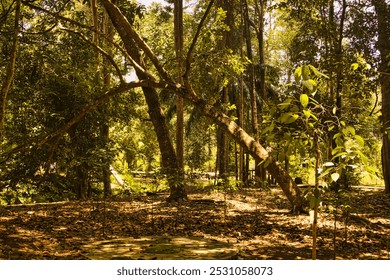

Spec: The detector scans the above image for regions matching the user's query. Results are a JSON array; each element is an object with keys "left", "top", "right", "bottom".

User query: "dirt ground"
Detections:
[{"left": 0, "top": 186, "right": 389, "bottom": 260}]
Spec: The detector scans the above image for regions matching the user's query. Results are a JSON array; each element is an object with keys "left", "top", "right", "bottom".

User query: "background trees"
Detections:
[{"left": 0, "top": 0, "right": 387, "bottom": 207}]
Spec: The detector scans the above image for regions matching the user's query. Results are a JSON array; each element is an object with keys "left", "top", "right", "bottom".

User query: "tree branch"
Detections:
[
  {"left": 184, "top": 0, "right": 215, "bottom": 79},
  {"left": 101, "top": 0, "right": 174, "bottom": 84},
  {"left": 0, "top": 80, "right": 161, "bottom": 162}
]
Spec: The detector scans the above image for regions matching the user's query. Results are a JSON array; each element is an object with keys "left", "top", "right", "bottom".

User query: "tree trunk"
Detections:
[
  {"left": 238, "top": 2, "right": 245, "bottom": 183},
  {"left": 214, "top": 0, "right": 234, "bottom": 182},
  {"left": 101, "top": 0, "right": 113, "bottom": 199},
  {"left": 0, "top": 0, "right": 20, "bottom": 141},
  {"left": 101, "top": 122, "right": 112, "bottom": 198},
  {"left": 102, "top": 0, "right": 186, "bottom": 201},
  {"left": 335, "top": 0, "right": 346, "bottom": 117},
  {"left": 216, "top": 88, "right": 229, "bottom": 181},
  {"left": 174, "top": 0, "right": 185, "bottom": 176},
  {"left": 75, "top": 163, "right": 89, "bottom": 200},
  {"left": 181, "top": 84, "right": 304, "bottom": 212},
  {"left": 245, "top": 0, "right": 264, "bottom": 186},
  {"left": 372, "top": 0, "right": 390, "bottom": 194}
]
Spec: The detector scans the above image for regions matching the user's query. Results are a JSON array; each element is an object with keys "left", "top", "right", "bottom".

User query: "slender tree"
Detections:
[
  {"left": 101, "top": 0, "right": 116, "bottom": 198},
  {"left": 237, "top": 0, "right": 245, "bottom": 184},
  {"left": 174, "top": 0, "right": 185, "bottom": 176}
]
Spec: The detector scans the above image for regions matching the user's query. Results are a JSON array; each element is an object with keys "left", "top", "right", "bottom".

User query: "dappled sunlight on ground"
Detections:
[{"left": 0, "top": 187, "right": 389, "bottom": 259}]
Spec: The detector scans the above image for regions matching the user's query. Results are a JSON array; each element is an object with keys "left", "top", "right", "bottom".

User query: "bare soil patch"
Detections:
[{"left": 0, "top": 187, "right": 389, "bottom": 259}]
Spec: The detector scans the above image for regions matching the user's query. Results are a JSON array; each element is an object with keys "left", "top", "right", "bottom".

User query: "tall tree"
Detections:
[
  {"left": 237, "top": 1, "right": 245, "bottom": 184},
  {"left": 372, "top": 0, "right": 390, "bottom": 194},
  {"left": 243, "top": 0, "right": 259, "bottom": 184},
  {"left": 217, "top": 0, "right": 236, "bottom": 183},
  {"left": 174, "top": 0, "right": 185, "bottom": 176},
  {"left": 101, "top": 0, "right": 116, "bottom": 198}
]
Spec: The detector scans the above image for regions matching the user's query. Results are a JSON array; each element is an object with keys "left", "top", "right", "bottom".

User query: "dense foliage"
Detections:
[{"left": 0, "top": 0, "right": 388, "bottom": 206}]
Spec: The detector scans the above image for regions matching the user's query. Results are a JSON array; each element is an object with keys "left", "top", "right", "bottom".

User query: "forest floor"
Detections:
[{"left": 0, "top": 185, "right": 389, "bottom": 260}]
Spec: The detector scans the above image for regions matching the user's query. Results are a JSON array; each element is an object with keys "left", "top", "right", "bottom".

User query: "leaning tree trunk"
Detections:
[
  {"left": 142, "top": 86, "right": 187, "bottom": 201},
  {"left": 102, "top": 0, "right": 186, "bottom": 201},
  {"left": 373, "top": 0, "right": 390, "bottom": 194},
  {"left": 181, "top": 84, "right": 304, "bottom": 212}
]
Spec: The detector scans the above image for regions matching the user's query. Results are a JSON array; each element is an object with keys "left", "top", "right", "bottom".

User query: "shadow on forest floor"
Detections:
[{"left": 0, "top": 186, "right": 389, "bottom": 259}]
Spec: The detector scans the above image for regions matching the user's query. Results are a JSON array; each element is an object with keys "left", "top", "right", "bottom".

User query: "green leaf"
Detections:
[
  {"left": 331, "top": 172, "right": 340, "bottom": 182},
  {"left": 302, "top": 79, "right": 317, "bottom": 92},
  {"left": 309, "top": 111, "right": 318, "bottom": 121},
  {"left": 347, "top": 126, "right": 356, "bottom": 136},
  {"left": 331, "top": 152, "right": 348, "bottom": 160},
  {"left": 331, "top": 146, "right": 344, "bottom": 155},
  {"left": 333, "top": 132, "right": 342, "bottom": 140},
  {"left": 303, "top": 109, "right": 311, "bottom": 119},
  {"left": 309, "top": 65, "right": 329, "bottom": 78},
  {"left": 280, "top": 113, "right": 299, "bottom": 124},
  {"left": 277, "top": 98, "right": 292, "bottom": 110},
  {"left": 302, "top": 65, "right": 310, "bottom": 80},
  {"left": 355, "top": 135, "right": 365, "bottom": 147},
  {"left": 356, "top": 150, "right": 369, "bottom": 165},
  {"left": 314, "top": 188, "right": 321, "bottom": 198},
  {"left": 300, "top": 94, "right": 309, "bottom": 108},
  {"left": 294, "top": 67, "right": 302, "bottom": 82}
]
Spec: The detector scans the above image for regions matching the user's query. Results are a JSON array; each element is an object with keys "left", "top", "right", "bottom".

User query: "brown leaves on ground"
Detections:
[{"left": 0, "top": 187, "right": 389, "bottom": 259}]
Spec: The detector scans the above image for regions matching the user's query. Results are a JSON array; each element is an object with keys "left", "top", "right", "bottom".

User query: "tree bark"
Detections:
[
  {"left": 102, "top": 0, "right": 186, "bottom": 201},
  {"left": 215, "top": 0, "right": 234, "bottom": 182},
  {"left": 174, "top": 0, "right": 185, "bottom": 174},
  {"left": 237, "top": 1, "right": 245, "bottom": 184},
  {"left": 372, "top": 0, "right": 390, "bottom": 194},
  {"left": 0, "top": 0, "right": 20, "bottom": 141},
  {"left": 90, "top": 0, "right": 99, "bottom": 50}
]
